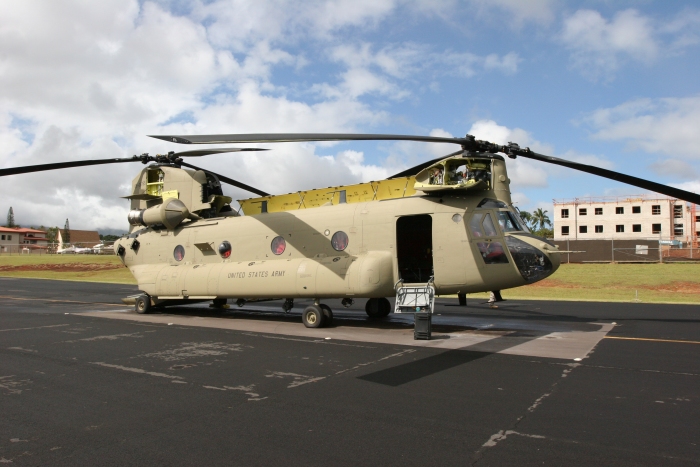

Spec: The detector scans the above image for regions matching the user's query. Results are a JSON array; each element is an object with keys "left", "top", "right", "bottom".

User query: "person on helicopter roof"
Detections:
[{"left": 430, "top": 167, "right": 444, "bottom": 185}]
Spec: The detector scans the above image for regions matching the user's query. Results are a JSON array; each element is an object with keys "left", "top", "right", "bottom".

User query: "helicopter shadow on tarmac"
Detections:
[{"left": 357, "top": 332, "right": 547, "bottom": 387}]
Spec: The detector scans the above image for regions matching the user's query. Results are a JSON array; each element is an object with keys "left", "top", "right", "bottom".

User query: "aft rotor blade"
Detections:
[
  {"left": 150, "top": 133, "right": 467, "bottom": 145},
  {"left": 178, "top": 161, "right": 270, "bottom": 197},
  {"left": 505, "top": 147, "right": 700, "bottom": 205},
  {"left": 0, "top": 157, "right": 140, "bottom": 177},
  {"left": 175, "top": 148, "right": 269, "bottom": 157}
]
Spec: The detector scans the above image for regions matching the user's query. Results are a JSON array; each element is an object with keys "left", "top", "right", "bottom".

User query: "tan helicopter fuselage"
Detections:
[{"left": 114, "top": 154, "right": 560, "bottom": 302}]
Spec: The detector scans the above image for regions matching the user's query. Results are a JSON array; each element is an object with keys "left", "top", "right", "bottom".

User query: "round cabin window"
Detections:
[
  {"left": 219, "top": 241, "right": 232, "bottom": 259},
  {"left": 271, "top": 236, "right": 286, "bottom": 255},
  {"left": 173, "top": 245, "right": 185, "bottom": 261},
  {"left": 331, "top": 231, "right": 349, "bottom": 251}
]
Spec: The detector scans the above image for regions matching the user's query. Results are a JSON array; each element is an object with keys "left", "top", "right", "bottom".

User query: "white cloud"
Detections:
[
  {"left": 671, "top": 180, "right": 700, "bottom": 194},
  {"left": 316, "top": 43, "right": 521, "bottom": 101},
  {"left": 583, "top": 96, "right": 700, "bottom": 158},
  {"left": 560, "top": 8, "right": 700, "bottom": 81},
  {"left": 483, "top": 52, "right": 521, "bottom": 75},
  {"left": 649, "top": 159, "right": 698, "bottom": 180},
  {"left": 466, "top": 0, "right": 556, "bottom": 27},
  {"left": 561, "top": 9, "right": 657, "bottom": 81}
]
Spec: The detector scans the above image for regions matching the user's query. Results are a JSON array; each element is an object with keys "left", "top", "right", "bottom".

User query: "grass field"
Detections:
[
  {"left": 1, "top": 254, "right": 699, "bottom": 303},
  {"left": 469, "top": 263, "right": 700, "bottom": 304}
]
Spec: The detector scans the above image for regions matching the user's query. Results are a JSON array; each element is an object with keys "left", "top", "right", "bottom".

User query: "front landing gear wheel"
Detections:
[
  {"left": 320, "top": 304, "right": 333, "bottom": 326},
  {"left": 135, "top": 294, "right": 151, "bottom": 314},
  {"left": 302, "top": 305, "right": 324, "bottom": 328},
  {"left": 365, "top": 298, "right": 391, "bottom": 319}
]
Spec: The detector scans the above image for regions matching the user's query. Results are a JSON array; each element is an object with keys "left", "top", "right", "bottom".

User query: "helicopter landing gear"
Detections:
[
  {"left": 210, "top": 298, "right": 229, "bottom": 309},
  {"left": 302, "top": 305, "right": 324, "bottom": 328},
  {"left": 302, "top": 300, "right": 333, "bottom": 328},
  {"left": 282, "top": 298, "right": 294, "bottom": 313},
  {"left": 341, "top": 298, "right": 354, "bottom": 308},
  {"left": 365, "top": 298, "right": 391, "bottom": 319},
  {"left": 135, "top": 294, "right": 151, "bottom": 314},
  {"left": 319, "top": 304, "right": 333, "bottom": 326}
]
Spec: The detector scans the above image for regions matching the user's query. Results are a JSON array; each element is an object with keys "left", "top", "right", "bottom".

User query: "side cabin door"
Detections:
[{"left": 396, "top": 214, "right": 433, "bottom": 284}]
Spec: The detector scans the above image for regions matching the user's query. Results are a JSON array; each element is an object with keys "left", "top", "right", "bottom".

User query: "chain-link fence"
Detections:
[{"left": 553, "top": 239, "right": 700, "bottom": 263}]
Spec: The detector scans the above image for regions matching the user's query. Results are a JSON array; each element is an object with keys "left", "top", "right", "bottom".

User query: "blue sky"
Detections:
[{"left": 1, "top": 0, "right": 699, "bottom": 231}]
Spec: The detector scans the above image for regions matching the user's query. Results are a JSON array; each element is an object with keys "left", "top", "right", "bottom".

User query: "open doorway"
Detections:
[{"left": 396, "top": 214, "right": 433, "bottom": 283}]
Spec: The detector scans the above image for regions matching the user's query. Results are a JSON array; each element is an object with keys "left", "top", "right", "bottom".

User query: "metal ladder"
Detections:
[{"left": 395, "top": 277, "right": 435, "bottom": 340}]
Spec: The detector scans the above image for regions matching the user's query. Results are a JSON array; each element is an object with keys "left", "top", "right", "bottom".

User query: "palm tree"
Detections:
[{"left": 531, "top": 208, "right": 551, "bottom": 231}]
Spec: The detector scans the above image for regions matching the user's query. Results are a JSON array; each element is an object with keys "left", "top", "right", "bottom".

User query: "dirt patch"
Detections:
[
  {"left": 528, "top": 279, "right": 584, "bottom": 289},
  {"left": 645, "top": 281, "right": 700, "bottom": 294},
  {"left": 0, "top": 263, "right": 123, "bottom": 272}
]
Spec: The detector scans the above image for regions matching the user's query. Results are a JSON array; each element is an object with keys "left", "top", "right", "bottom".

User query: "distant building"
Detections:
[
  {"left": 0, "top": 227, "right": 50, "bottom": 253},
  {"left": 57, "top": 229, "right": 101, "bottom": 250},
  {"left": 553, "top": 196, "right": 699, "bottom": 244}
]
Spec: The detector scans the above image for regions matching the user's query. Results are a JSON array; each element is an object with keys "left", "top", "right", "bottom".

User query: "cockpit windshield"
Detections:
[{"left": 497, "top": 210, "right": 522, "bottom": 233}]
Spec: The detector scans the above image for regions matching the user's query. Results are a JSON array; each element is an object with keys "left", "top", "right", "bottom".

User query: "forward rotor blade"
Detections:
[
  {"left": 175, "top": 148, "right": 268, "bottom": 157},
  {"left": 513, "top": 150, "right": 700, "bottom": 205},
  {"left": 150, "top": 133, "right": 467, "bottom": 145},
  {"left": 0, "top": 157, "right": 140, "bottom": 177},
  {"left": 178, "top": 161, "right": 270, "bottom": 197},
  {"left": 154, "top": 132, "right": 700, "bottom": 204}
]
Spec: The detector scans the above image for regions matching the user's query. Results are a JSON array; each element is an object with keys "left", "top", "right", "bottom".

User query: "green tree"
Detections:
[
  {"left": 64, "top": 219, "right": 70, "bottom": 244},
  {"left": 6, "top": 207, "right": 15, "bottom": 228},
  {"left": 531, "top": 208, "right": 551, "bottom": 231},
  {"left": 46, "top": 227, "right": 59, "bottom": 244}
]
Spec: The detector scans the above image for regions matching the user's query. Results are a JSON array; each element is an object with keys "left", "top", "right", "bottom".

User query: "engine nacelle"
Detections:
[{"left": 128, "top": 198, "right": 191, "bottom": 230}]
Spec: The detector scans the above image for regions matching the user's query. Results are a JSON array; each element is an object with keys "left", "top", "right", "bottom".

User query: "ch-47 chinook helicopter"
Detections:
[{"left": 2, "top": 133, "right": 699, "bottom": 329}]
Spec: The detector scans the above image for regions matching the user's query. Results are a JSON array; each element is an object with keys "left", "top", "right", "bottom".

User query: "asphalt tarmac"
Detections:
[{"left": 1, "top": 277, "right": 698, "bottom": 466}]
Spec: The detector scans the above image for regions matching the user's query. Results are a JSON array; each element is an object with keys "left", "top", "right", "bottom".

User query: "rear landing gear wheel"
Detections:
[
  {"left": 302, "top": 305, "right": 324, "bottom": 328},
  {"left": 135, "top": 294, "right": 151, "bottom": 314},
  {"left": 365, "top": 298, "right": 391, "bottom": 319},
  {"left": 320, "top": 304, "right": 333, "bottom": 327},
  {"left": 210, "top": 298, "right": 228, "bottom": 312}
]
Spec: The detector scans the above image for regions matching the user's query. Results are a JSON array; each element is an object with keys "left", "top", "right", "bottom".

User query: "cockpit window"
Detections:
[
  {"left": 469, "top": 213, "right": 483, "bottom": 236},
  {"left": 469, "top": 212, "right": 498, "bottom": 237},
  {"left": 483, "top": 213, "right": 498, "bottom": 236},
  {"left": 497, "top": 211, "right": 521, "bottom": 233},
  {"left": 515, "top": 215, "right": 530, "bottom": 233},
  {"left": 477, "top": 198, "right": 508, "bottom": 208},
  {"left": 476, "top": 241, "right": 509, "bottom": 264}
]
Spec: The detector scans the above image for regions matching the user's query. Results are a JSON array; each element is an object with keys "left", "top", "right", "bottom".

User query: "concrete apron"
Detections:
[{"left": 82, "top": 306, "right": 612, "bottom": 361}]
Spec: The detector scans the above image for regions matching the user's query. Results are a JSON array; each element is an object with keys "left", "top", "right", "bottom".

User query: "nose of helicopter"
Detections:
[{"left": 504, "top": 234, "right": 560, "bottom": 284}]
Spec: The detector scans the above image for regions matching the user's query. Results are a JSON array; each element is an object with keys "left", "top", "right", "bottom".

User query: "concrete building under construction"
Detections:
[{"left": 553, "top": 195, "right": 699, "bottom": 246}]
